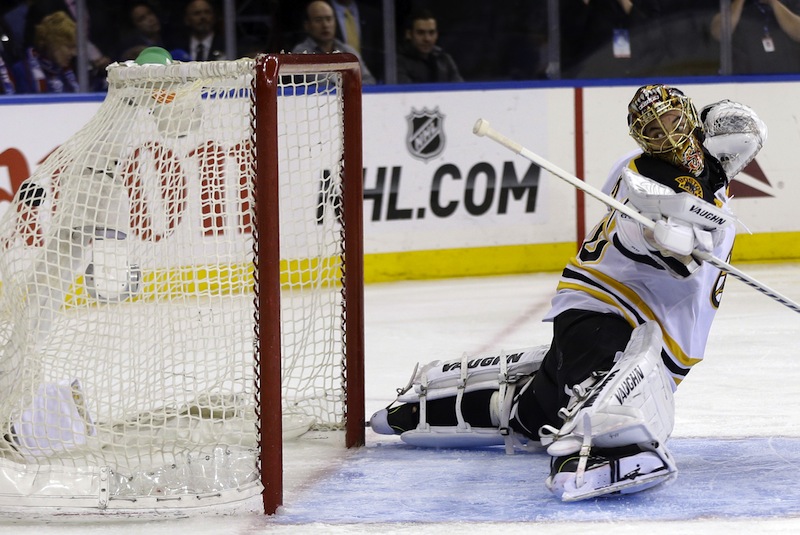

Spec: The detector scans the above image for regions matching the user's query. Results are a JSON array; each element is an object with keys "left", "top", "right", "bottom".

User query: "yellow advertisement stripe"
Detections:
[{"left": 63, "top": 257, "right": 344, "bottom": 308}]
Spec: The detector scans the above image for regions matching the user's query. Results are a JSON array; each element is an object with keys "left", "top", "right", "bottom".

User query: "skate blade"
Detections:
[{"left": 560, "top": 469, "right": 676, "bottom": 502}]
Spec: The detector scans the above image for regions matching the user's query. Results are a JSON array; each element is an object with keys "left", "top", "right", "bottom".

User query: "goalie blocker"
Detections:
[{"left": 619, "top": 166, "right": 735, "bottom": 264}]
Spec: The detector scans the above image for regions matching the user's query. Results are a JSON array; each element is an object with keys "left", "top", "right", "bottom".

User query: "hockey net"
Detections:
[{"left": 0, "top": 54, "right": 364, "bottom": 513}]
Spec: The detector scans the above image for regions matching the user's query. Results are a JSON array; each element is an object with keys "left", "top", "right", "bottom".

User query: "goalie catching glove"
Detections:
[{"left": 701, "top": 99, "right": 767, "bottom": 178}]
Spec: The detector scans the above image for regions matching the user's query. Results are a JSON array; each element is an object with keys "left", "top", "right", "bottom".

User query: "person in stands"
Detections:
[{"left": 396, "top": 7, "right": 462, "bottom": 83}]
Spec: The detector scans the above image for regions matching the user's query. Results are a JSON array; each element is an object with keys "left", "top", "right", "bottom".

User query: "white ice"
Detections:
[{"left": 3, "top": 263, "right": 800, "bottom": 534}]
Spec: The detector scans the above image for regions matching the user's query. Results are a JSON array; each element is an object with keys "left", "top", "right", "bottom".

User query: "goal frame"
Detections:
[{"left": 254, "top": 53, "right": 365, "bottom": 515}]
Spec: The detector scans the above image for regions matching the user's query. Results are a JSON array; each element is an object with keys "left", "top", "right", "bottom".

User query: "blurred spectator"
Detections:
[
  {"left": 24, "top": 0, "right": 112, "bottom": 76},
  {"left": 394, "top": 0, "right": 547, "bottom": 81},
  {"left": 1, "top": 18, "right": 17, "bottom": 94},
  {"left": 331, "top": 0, "right": 363, "bottom": 53},
  {"left": 234, "top": 0, "right": 280, "bottom": 56},
  {"left": 396, "top": 7, "right": 462, "bottom": 83},
  {"left": 3, "top": 0, "right": 31, "bottom": 65},
  {"left": 11, "top": 11, "right": 83, "bottom": 93},
  {"left": 711, "top": 0, "right": 800, "bottom": 74},
  {"left": 117, "top": 1, "right": 166, "bottom": 62},
  {"left": 560, "top": 0, "right": 665, "bottom": 78},
  {"left": 502, "top": 0, "right": 549, "bottom": 80},
  {"left": 237, "top": 36, "right": 268, "bottom": 59},
  {"left": 167, "top": 0, "right": 226, "bottom": 61},
  {"left": 654, "top": 1, "right": 719, "bottom": 76},
  {"left": 291, "top": 0, "right": 376, "bottom": 84},
  {"left": 330, "top": 0, "right": 383, "bottom": 80},
  {"left": 0, "top": 55, "right": 14, "bottom": 95},
  {"left": 276, "top": 2, "right": 310, "bottom": 52}
]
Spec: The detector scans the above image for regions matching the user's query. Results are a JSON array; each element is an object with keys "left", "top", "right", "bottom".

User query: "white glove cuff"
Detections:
[{"left": 653, "top": 218, "right": 695, "bottom": 257}]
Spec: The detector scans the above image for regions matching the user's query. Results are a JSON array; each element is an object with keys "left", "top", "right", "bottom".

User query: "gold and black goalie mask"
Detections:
[{"left": 627, "top": 84, "right": 705, "bottom": 176}]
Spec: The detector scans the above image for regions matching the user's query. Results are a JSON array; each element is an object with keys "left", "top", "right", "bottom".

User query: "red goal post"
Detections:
[{"left": 254, "top": 53, "right": 365, "bottom": 514}]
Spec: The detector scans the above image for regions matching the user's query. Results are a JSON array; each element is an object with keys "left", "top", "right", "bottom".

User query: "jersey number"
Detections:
[{"left": 578, "top": 216, "right": 612, "bottom": 264}]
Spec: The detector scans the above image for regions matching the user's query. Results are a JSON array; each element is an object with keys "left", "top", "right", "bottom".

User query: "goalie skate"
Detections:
[{"left": 546, "top": 445, "right": 676, "bottom": 502}]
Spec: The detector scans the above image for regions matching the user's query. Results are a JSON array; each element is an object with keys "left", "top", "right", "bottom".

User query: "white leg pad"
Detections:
[
  {"left": 401, "top": 424, "right": 508, "bottom": 449},
  {"left": 542, "top": 321, "right": 678, "bottom": 500},
  {"left": 543, "top": 321, "right": 675, "bottom": 456},
  {"left": 398, "top": 346, "right": 547, "bottom": 403},
  {"left": 396, "top": 346, "right": 547, "bottom": 453}
]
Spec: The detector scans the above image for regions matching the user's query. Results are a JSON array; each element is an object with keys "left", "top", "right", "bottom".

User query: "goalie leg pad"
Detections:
[
  {"left": 397, "top": 386, "right": 540, "bottom": 452},
  {"left": 540, "top": 321, "right": 678, "bottom": 500},
  {"left": 369, "top": 346, "right": 548, "bottom": 452},
  {"left": 395, "top": 346, "right": 547, "bottom": 404},
  {"left": 543, "top": 321, "right": 676, "bottom": 455}
]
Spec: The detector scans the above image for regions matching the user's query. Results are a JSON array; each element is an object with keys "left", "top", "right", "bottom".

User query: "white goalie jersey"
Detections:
[
  {"left": 543, "top": 99, "right": 764, "bottom": 386},
  {"left": 544, "top": 163, "right": 735, "bottom": 386}
]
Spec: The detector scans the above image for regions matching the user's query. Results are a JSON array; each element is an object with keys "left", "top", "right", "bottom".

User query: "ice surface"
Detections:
[{"left": 3, "top": 263, "right": 800, "bottom": 534}]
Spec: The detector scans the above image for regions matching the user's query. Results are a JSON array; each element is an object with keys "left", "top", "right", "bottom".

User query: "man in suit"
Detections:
[
  {"left": 292, "top": 0, "right": 376, "bottom": 84},
  {"left": 171, "top": 0, "right": 226, "bottom": 61},
  {"left": 329, "top": 0, "right": 383, "bottom": 81}
]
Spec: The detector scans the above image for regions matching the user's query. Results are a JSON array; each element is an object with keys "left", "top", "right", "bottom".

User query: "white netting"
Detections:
[{"left": 0, "top": 58, "right": 350, "bottom": 509}]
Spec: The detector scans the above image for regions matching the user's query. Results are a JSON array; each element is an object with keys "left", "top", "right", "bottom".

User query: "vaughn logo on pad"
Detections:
[{"left": 406, "top": 107, "right": 446, "bottom": 161}]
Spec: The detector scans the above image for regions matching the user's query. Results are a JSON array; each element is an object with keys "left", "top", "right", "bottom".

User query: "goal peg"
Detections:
[{"left": 135, "top": 46, "right": 173, "bottom": 66}]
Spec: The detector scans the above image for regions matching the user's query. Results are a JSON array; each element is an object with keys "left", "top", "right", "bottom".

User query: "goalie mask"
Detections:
[{"left": 628, "top": 85, "right": 705, "bottom": 177}]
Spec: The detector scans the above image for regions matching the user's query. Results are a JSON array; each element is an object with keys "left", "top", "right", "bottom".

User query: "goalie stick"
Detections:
[{"left": 473, "top": 118, "right": 800, "bottom": 315}]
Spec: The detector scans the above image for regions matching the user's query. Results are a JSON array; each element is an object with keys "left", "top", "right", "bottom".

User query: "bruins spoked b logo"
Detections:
[{"left": 406, "top": 107, "right": 445, "bottom": 161}]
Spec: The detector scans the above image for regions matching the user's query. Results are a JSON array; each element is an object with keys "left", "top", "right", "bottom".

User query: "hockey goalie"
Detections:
[{"left": 370, "top": 85, "right": 767, "bottom": 502}]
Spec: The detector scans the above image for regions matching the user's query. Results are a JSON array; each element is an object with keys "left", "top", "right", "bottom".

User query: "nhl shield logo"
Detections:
[{"left": 406, "top": 108, "right": 445, "bottom": 161}]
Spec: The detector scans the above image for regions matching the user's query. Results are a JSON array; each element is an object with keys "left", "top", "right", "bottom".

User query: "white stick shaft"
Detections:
[{"left": 473, "top": 119, "right": 800, "bottom": 315}]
